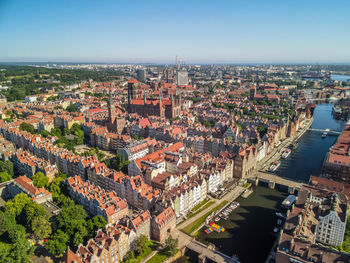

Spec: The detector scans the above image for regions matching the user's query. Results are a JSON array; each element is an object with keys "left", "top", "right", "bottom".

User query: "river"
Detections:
[
  {"left": 195, "top": 103, "right": 345, "bottom": 263},
  {"left": 276, "top": 103, "right": 345, "bottom": 183}
]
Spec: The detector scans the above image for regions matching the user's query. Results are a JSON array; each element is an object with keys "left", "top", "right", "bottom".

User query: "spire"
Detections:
[
  {"left": 159, "top": 88, "right": 162, "bottom": 103},
  {"left": 144, "top": 89, "right": 146, "bottom": 104}
]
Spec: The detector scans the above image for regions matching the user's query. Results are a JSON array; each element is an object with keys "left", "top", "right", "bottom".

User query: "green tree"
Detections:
[
  {"left": 8, "top": 224, "right": 26, "bottom": 243},
  {"left": 0, "top": 211, "right": 16, "bottom": 235},
  {"left": 57, "top": 204, "right": 87, "bottom": 236},
  {"left": 72, "top": 224, "right": 88, "bottom": 247},
  {"left": 5, "top": 193, "right": 31, "bottom": 217},
  {"left": 87, "top": 215, "right": 107, "bottom": 236},
  {"left": 0, "top": 160, "right": 14, "bottom": 177},
  {"left": 32, "top": 172, "right": 49, "bottom": 188},
  {"left": 66, "top": 103, "right": 78, "bottom": 112},
  {"left": 50, "top": 126, "right": 62, "bottom": 137},
  {"left": 31, "top": 216, "right": 52, "bottom": 239},
  {"left": 163, "top": 236, "right": 178, "bottom": 257},
  {"left": 45, "top": 230, "right": 69, "bottom": 256},
  {"left": 134, "top": 235, "right": 149, "bottom": 255},
  {"left": 40, "top": 129, "right": 50, "bottom": 138},
  {"left": 0, "top": 172, "right": 11, "bottom": 183},
  {"left": 19, "top": 122, "right": 36, "bottom": 134},
  {"left": 9, "top": 236, "right": 35, "bottom": 263},
  {"left": 24, "top": 202, "right": 47, "bottom": 227}
]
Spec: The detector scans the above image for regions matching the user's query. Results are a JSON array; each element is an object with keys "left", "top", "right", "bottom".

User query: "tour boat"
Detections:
[
  {"left": 268, "top": 160, "right": 281, "bottom": 172},
  {"left": 281, "top": 149, "right": 291, "bottom": 159}
]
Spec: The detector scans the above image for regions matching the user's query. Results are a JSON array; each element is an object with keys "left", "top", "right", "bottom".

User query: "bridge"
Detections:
[
  {"left": 248, "top": 171, "right": 302, "bottom": 194},
  {"left": 308, "top": 128, "right": 341, "bottom": 135}
]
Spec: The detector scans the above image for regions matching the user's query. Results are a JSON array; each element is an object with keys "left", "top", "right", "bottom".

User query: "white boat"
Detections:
[
  {"left": 281, "top": 149, "right": 291, "bottom": 159},
  {"left": 274, "top": 227, "right": 279, "bottom": 233},
  {"left": 277, "top": 219, "right": 282, "bottom": 225},
  {"left": 276, "top": 212, "right": 285, "bottom": 218},
  {"left": 268, "top": 160, "right": 281, "bottom": 172}
]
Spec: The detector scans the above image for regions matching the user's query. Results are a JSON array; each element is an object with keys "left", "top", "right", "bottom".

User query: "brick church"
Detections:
[{"left": 127, "top": 78, "right": 182, "bottom": 119}]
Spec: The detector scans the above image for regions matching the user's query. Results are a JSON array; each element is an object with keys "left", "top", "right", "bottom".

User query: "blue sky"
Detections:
[{"left": 0, "top": 0, "right": 349, "bottom": 63}]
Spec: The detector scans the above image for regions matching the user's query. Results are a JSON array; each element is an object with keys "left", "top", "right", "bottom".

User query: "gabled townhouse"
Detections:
[{"left": 151, "top": 207, "right": 176, "bottom": 243}]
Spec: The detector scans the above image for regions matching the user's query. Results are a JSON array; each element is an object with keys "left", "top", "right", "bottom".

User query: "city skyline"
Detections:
[{"left": 1, "top": 0, "right": 350, "bottom": 63}]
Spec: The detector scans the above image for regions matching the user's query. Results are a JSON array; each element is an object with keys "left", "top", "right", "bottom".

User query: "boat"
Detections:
[
  {"left": 276, "top": 212, "right": 286, "bottom": 218},
  {"left": 209, "top": 222, "right": 225, "bottom": 232},
  {"left": 282, "top": 195, "right": 297, "bottom": 208},
  {"left": 273, "top": 227, "right": 279, "bottom": 233},
  {"left": 281, "top": 148, "right": 291, "bottom": 159},
  {"left": 205, "top": 228, "right": 213, "bottom": 234},
  {"left": 277, "top": 219, "right": 282, "bottom": 225},
  {"left": 268, "top": 160, "right": 281, "bottom": 172}
]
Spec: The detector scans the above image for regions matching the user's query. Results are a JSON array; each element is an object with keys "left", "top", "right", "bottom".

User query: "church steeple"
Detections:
[
  {"left": 159, "top": 88, "right": 163, "bottom": 119},
  {"left": 107, "top": 83, "right": 116, "bottom": 131}
]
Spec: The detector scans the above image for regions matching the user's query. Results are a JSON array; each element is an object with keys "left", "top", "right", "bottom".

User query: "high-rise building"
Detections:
[
  {"left": 136, "top": 69, "right": 146, "bottom": 82},
  {"left": 176, "top": 68, "right": 189, "bottom": 86}
]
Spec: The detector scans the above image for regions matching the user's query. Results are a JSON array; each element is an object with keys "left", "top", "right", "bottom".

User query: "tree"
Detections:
[
  {"left": 72, "top": 224, "right": 88, "bottom": 247},
  {"left": 32, "top": 172, "right": 49, "bottom": 188},
  {"left": 163, "top": 236, "right": 178, "bottom": 257},
  {"left": 66, "top": 103, "right": 78, "bottom": 112},
  {"left": 57, "top": 204, "right": 87, "bottom": 236},
  {"left": 9, "top": 236, "right": 35, "bottom": 263},
  {"left": 40, "top": 129, "right": 50, "bottom": 138},
  {"left": 0, "top": 160, "right": 14, "bottom": 177},
  {"left": 257, "top": 125, "right": 268, "bottom": 138},
  {"left": 45, "top": 230, "right": 69, "bottom": 256},
  {"left": 0, "top": 172, "right": 11, "bottom": 183},
  {"left": 19, "top": 122, "right": 36, "bottom": 134},
  {"left": 8, "top": 224, "right": 26, "bottom": 243},
  {"left": 134, "top": 235, "right": 149, "bottom": 255},
  {"left": 87, "top": 215, "right": 107, "bottom": 236},
  {"left": 0, "top": 211, "right": 16, "bottom": 235},
  {"left": 5, "top": 193, "right": 31, "bottom": 217},
  {"left": 31, "top": 216, "right": 52, "bottom": 239},
  {"left": 50, "top": 126, "right": 62, "bottom": 137},
  {"left": 24, "top": 202, "right": 47, "bottom": 227}
]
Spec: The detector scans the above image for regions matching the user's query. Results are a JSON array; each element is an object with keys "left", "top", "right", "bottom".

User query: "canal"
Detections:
[{"left": 195, "top": 103, "right": 346, "bottom": 263}]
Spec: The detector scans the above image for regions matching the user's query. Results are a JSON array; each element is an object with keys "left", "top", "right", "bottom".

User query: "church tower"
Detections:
[
  {"left": 159, "top": 88, "right": 164, "bottom": 119},
  {"left": 107, "top": 84, "right": 116, "bottom": 132}
]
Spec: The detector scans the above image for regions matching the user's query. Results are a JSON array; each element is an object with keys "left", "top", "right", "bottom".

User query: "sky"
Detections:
[{"left": 0, "top": 0, "right": 349, "bottom": 64}]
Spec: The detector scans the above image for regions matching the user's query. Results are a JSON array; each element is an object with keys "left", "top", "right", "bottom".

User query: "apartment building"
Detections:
[{"left": 66, "top": 176, "right": 129, "bottom": 224}]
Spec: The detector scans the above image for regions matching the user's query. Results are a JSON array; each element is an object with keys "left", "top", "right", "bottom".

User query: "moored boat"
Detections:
[
  {"left": 281, "top": 148, "right": 291, "bottom": 159},
  {"left": 268, "top": 160, "right": 281, "bottom": 172}
]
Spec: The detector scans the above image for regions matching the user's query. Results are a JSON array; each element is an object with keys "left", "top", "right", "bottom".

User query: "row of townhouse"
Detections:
[
  {"left": 86, "top": 162, "right": 160, "bottom": 211},
  {"left": 90, "top": 126, "right": 132, "bottom": 151},
  {"left": 66, "top": 176, "right": 129, "bottom": 224},
  {"left": 11, "top": 148, "right": 58, "bottom": 181},
  {"left": 156, "top": 176, "right": 207, "bottom": 217},
  {"left": 63, "top": 207, "right": 176, "bottom": 263},
  {"left": 0, "top": 122, "right": 105, "bottom": 181}
]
